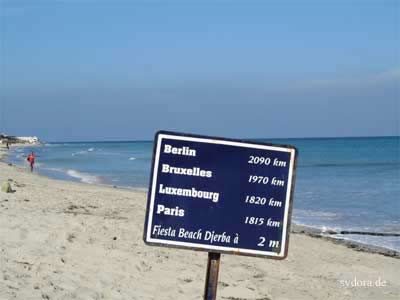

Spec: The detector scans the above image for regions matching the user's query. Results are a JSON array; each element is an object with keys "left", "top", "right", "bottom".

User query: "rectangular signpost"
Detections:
[{"left": 144, "top": 131, "right": 298, "bottom": 299}]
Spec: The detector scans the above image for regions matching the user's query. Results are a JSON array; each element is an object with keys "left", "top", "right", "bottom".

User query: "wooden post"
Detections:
[{"left": 204, "top": 252, "right": 221, "bottom": 300}]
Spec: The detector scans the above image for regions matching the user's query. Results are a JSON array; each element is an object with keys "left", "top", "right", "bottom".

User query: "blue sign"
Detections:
[{"left": 144, "top": 131, "right": 298, "bottom": 259}]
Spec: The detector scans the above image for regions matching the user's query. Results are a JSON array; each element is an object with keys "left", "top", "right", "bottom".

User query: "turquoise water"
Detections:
[{"left": 8, "top": 136, "right": 400, "bottom": 251}]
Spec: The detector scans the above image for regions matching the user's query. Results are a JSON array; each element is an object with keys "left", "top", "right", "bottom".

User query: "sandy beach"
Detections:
[{"left": 0, "top": 146, "right": 399, "bottom": 300}]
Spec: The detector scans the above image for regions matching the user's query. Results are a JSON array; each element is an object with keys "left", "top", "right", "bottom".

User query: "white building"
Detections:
[{"left": 17, "top": 136, "right": 40, "bottom": 144}]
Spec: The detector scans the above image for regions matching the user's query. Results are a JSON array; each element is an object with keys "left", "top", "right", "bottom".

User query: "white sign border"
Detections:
[{"left": 145, "top": 132, "right": 297, "bottom": 258}]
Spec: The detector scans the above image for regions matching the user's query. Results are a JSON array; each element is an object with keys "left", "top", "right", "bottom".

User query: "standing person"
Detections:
[
  {"left": 27, "top": 152, "right": 35, "bottom": 172},
  {"left": 6, "top": 142, "right": 9, "bottom": 150}
]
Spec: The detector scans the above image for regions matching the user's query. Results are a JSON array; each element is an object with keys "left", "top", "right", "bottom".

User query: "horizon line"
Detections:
[{"left": 47, "top": 134, "right": 400, "bottom": 144}]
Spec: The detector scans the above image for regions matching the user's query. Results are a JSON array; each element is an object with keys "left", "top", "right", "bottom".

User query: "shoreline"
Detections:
[
  {"left": 1, "top": 145, "right": 399, "bottom": 258},
  {"left": 0, "top": 145, "right": 146, "bottom": 192},
  {"left": 1, "top": 145, "right": 399, "bottom": 299},
  {"left": 291, "top": 224, "right": 399, "bottom": 258}
]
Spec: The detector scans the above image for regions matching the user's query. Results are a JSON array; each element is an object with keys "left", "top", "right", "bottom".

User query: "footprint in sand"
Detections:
[{"left": 135, "top": 260, "right": 152, "bottom": 272}]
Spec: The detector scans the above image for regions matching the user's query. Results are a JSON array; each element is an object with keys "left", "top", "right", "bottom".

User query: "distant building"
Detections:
[{"left": 16, "top": 136, "right": 40, "bottom": 144}]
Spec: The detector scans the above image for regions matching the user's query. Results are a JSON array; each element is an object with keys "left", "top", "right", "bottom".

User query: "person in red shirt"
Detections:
[{"left": 27, "top": 152, "right": 35, "bottom": 172}]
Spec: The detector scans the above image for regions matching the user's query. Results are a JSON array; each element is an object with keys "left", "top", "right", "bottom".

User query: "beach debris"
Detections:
[
  {"left": 41, "top": 293, "right": 50, "bottom": 300},
  {"left": 325, "top": 229, "right": 400, "bottom": 237},
  {"left": 1, "top": 181, "right": 13, "bottom": 193},
  {"left": 67, "top": 204, "right": 79, "bottom": 210},
  {"left": 67, "top": 233, "right": 76, "bottom": 243},
  {"left": 64, "top": 204, "right": 90, "bottom": 215},
  {"left": 113, "top": 236, "right": 117, "bottom": 240},
  {"left": 24, "top": 199, "right": 30, "bottom": 202},
  {"left": 252, "top": 273, "right": 264, "bottom": 279},
  {"left": 14, "top": 260, "right": 33, "bottom": 270}
]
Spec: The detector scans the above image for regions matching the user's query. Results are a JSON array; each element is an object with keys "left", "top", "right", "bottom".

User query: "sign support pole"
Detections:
[{"left": 204, "top": 252, "right": 221, "bottom": 300}]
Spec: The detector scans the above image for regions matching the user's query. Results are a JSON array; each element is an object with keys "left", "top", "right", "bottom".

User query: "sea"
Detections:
[{"left": 6, "top": 136, "right": 400, "bottom": 252}]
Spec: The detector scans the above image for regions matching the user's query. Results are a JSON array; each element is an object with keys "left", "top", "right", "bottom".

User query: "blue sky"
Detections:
[{"left": 1, "top": 0, "right": 399, "bottom": 141}]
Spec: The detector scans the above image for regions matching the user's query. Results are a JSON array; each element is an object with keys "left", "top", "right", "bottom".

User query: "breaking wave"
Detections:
[{"left": 66, "top": 170, "right": 101, "bottom": 184}]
